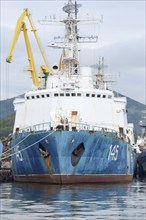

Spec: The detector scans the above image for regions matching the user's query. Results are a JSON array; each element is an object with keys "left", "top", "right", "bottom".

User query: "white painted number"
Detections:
[
  {"left": 108, "top": 145, "right": 119, "bottom": 161},
  {"left": 15, "top": 145, "right": 23, "bottom": 161}
]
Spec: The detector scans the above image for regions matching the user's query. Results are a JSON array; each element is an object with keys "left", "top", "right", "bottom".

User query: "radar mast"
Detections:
[{"left": 61, "top": 0, "right": 81, "bottom": 76}]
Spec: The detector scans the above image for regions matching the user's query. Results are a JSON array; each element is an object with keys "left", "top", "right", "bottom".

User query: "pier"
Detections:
[{"left": 0, "top": 135, "right": 13, "bottom": 183}]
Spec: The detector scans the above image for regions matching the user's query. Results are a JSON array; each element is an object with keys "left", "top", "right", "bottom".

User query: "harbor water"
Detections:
[{"left": 0, "top": 180, "right": 146, "bottom": 220}]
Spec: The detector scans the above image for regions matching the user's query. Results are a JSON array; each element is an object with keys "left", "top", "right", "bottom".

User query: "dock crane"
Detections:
[{"left": 6, "top": 8, "right": 53, "bottom": 87}]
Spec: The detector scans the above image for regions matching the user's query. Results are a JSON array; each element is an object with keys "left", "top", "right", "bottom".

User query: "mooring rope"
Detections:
[
  {"left": 1, "top": 133, "right": 32, "bottom": 156},
  {"left": 0, "top": 130, "right": 55, "bottom": 161}
]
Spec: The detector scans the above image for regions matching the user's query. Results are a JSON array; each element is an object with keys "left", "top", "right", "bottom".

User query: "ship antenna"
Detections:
[
  {"left": 75, "top": 1, "right": 78, "bottom": 39},
  {"left": 96, "top": 57, "right": 105, "bottom": 90},
  {"left": 63, "top": 0, "right": 75, "bottom": 15}
]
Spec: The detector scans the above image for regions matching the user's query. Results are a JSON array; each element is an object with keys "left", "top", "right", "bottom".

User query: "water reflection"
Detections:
[{"left": 0, "top": 180, "right": 146, "bottom": 220}]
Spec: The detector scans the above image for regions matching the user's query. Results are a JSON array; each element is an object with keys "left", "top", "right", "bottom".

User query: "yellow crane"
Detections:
[{"left": 6, "top": 8, "right": 53, "bottom": 87}]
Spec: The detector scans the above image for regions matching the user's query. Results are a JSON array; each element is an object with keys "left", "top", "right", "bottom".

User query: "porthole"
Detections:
[
  {"left": 86, "top": 94, "right": 90, "bottom": 97},
  {"left": 31, "top": 96, "right": 35, "bottom": 99},
  {"left": 66, "top": 93, "right": 70, "bottom": 96},
  {"left": 97, "top": 94, "right": 101, "bottom": 98},
  {"left": 60, "top": 93, "right": 64, "bottom": 96},
  {"left": 71, "top": 93, "right": 76, "bottom": 96},
  {"left": 36, "top": 95, "right": 40, "bottom": 99},
  {"left": 54, "top": 93, "right": 58, "bottom": 97},
  {"left": 103, "top": 95, "right": 106, "bottom": 98},
  {"left": 41, "top": 94, "right": 45, "bottom": 98},
  {"left": 92, "top": 94, "right": 95, "bottom": 97}
]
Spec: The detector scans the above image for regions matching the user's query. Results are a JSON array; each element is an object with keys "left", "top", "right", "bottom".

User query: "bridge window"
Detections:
[
  {"left": 66, "top": 93, "right": 70, "bottom": 96},
  {"left": 92, "top": 94, "right": 95, "bottom": 97},
  {"left": 77, "top": 93, "right": 81, "bottom": 96},
  {"left": 31, "top": 96, "right": 35, "bottom": 99},
  {"left": 103, "top": 95, "right": 106, "bottom": 98},
  {"left": 54, "top": 93, "right": 58, "bottom": 97},
  {"left": 71, "top": 93, "right": 76, "bottom": 96},
  {"left": 60, "top": 93, "right": 64, "bottom": 96},
  {"left": 86, "top": 94, "right": 90, "bottom": 97}
]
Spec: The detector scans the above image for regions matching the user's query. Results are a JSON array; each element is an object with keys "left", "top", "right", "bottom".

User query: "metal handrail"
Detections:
[{"left": 18, "top": 121, "right": 118, "bottom": 134}]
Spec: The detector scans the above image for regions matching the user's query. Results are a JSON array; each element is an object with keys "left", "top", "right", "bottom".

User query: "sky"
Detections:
[{"left": 0, "top": 0, "right": 145, "bottom": 104}]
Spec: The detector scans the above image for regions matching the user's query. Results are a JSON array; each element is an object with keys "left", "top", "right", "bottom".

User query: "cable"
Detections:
[
  {"left": 1, "top": 133, "right": 32, "bottom": 156},
  {"left": 0, "top": 130, "right": 55, "bottom": 161}
]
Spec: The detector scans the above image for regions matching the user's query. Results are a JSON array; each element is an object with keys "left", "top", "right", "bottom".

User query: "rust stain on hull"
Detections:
[{"left": 14, "top": 174, "right": 133, "bottom": 184}]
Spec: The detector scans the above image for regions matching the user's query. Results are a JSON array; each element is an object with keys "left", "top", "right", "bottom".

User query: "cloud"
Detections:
[{"left": 0, "top": 0, "right": 145, "bottom": 104}]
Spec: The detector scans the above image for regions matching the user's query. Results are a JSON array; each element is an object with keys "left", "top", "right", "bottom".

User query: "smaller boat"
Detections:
[
  {"left": 133, "top": 136, "right": 146, "bottom": 179},
  {"left": 133, "top": 111, "right": 146, "bottom": 179},
  {"left": 136, "top": 150, "right": 146, "bottom": 178}
]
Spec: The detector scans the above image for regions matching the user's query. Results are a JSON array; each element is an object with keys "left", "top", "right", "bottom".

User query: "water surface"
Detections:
[{"left": 0, "top": 180, "right": 146, "bottom": 220}]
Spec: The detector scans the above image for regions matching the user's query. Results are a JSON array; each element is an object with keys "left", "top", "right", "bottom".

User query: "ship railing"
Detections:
[
  {"left": 32, "top": 122, "right": 52, "bottom": 131},
  {"left": 18, "top": 122, "right": 52, "bottom": 133},
  {"left": 15, "top": 122, "right": 131, "bottom": 143},
  {"left": 17, "top": 121, "right": 117, "bottom": 134},
  {"left": 55, "top": 122, "right": 117, "bottom": 133},
  {"left": 67, "top": 122, "right": 118, "bottom": 134}
]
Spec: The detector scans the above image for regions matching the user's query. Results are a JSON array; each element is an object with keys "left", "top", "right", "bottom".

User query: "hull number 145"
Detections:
[{"left": 108, "top": 145, "right": 119, "bottom": 161}]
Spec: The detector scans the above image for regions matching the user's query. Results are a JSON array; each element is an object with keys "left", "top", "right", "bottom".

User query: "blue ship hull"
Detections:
[{"left": 11, "top": 130, "right": 134, "bottom": 184}]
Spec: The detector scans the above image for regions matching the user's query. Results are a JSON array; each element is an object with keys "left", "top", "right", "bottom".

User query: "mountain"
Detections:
[
  {"left": 0, "top": 97, "right": 16, "bottom": 138},
  {"left": 114, "top": 91, "right": 146, "bottom": 135},
  {"left": 0, "top": 97, "right": 15, "bottom": 119},
  {"left": 0, "top": 93, "right": 145, "bottom": 138},
  {"left": 0, "top": 113, "right": 15, "bottom": 138}
]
